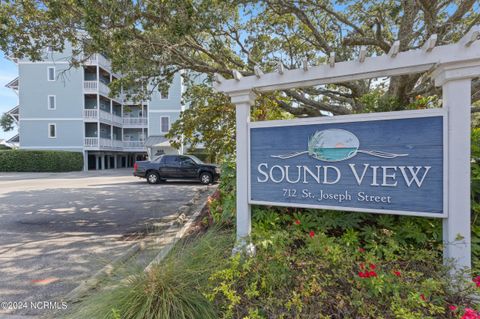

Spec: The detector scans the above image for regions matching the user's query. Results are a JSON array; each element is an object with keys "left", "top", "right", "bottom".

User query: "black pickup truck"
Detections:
[{"left": 133, "top": 154, "right": 220, "bottom": 184}]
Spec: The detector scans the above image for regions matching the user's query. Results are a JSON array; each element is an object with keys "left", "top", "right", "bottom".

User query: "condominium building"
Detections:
[{"left": 5, "top": 43, "right": 185, "bottom": 170}]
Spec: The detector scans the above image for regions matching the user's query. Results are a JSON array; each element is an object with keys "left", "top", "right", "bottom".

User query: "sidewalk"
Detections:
[{"left": 0, "top": 168, "right": 133, "bottom": 181}]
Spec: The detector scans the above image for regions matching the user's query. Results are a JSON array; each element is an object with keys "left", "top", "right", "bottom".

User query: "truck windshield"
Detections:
[{"left": 188, "top": 155, "right": 204, "bottom": 164}]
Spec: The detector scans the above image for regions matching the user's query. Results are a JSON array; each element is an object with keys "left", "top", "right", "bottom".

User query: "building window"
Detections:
[
  {"left": 48, "top": 95, "right": 56, "bottom": 110},
  {"left": 47, "top": 67, "right": 55, "bottom": 81},
  {"left": 161, "top": 116, "right": 170, "bottom": 133},
  {"left": 48, "top": 123, "right": 56, "bottom": 138}
]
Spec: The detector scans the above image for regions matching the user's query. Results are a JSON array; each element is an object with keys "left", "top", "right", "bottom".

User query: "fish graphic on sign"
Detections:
[{"left": 271, "top": 129, "right": 408, "bottom": 162}]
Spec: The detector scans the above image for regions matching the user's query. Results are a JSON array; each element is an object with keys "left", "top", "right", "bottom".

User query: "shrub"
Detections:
[
  {"left": 207, "top": 225, "right": 480, "bottom": 319},
  {"left": 67, "top": 228, "right": 234, "bottom": 319},
  {"left": 209, "top": 159, "right": 237, "bottom": 226},
  {"left": 0, "top": 150, "right": 83, "bottom": 172}
]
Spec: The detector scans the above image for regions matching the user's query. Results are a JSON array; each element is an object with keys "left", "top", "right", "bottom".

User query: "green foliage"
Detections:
[
  {"left": 2, "top": 1, "right": 478, "bottom": 120},
  {"left": 67, "top": 229, "right": 234, "bottom": 319},
  {"left": 359, "top": 89, "right": 404, "bottom": 113},
  {"left": 0, "top": 113, "right": 14, "bottom": 132},
  {"left": 0, "top": 150, "right": 83, "bottom": 172},
  {"left": 209, "top": 159, "right": 237, "bottom": 226},
  {"left": 207, "top": 226, "right": 478, "bottom": 319},
  {"left": 168, "top": 86, "right": 292, "bottom": 162}
]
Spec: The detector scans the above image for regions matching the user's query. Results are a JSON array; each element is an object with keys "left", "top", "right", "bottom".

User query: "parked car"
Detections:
[{"left": 133, "top": 154, "right": 220, "bottom": 185}]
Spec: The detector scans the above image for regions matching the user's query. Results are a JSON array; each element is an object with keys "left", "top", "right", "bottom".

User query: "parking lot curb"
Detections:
[
  {"left": 64, "top": 185, "right": 215, "bottom": 303},
  {"left": 144, "top": 187, "right": 212, "bottom": 273}
]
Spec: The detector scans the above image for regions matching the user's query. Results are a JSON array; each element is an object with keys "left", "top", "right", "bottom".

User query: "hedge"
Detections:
[{"left": 0, "top": 150, "right": 83, "bottom": 172}]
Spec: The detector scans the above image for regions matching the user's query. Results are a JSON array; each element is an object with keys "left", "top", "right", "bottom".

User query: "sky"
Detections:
[{"left": 0, "top": 51, "right": 18, "bottom": 141}]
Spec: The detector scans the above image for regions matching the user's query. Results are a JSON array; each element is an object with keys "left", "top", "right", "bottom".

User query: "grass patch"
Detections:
[{"left": 67, "top": 228, "right": 234, "bottom": 319}]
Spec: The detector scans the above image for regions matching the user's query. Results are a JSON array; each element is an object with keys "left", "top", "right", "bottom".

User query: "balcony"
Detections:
[
  {"left": 84, "top": 109, "right": 122, "bottom": 125},
  {"left": 84, "top": 80, "right": 110, "bottom": 97},
  {"left": 84, "top": 81, "right": 97, "bottom": 93},
  {"left": 123, "top": 141, "right": 145, "bottom": 149},
  {"left": 123, "top": 117, "right": 148, "bottom": 127},
  {"left": 84, "top": 137, "right": 98, "bottom": 147},
  {"left": 99, "top": 81, "right": 110, "bottom": 96},
  {"left": 84, "top": 109, "right": 98, "bottom": 120},
  {"left": 83, "top": 54, "right": 112, "bottom": 70},
  {"left": 84, "top": 138, "right": 145, "bottom": 150}
]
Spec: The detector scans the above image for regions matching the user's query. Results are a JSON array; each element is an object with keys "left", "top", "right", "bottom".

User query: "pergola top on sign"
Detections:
[{"left": 213, "top": 26, "right": 480, "bottom": 95}]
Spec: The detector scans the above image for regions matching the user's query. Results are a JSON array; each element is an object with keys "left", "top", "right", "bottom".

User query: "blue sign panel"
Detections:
[{"left": 249, "top": 112, "right": 445, "bottom": 217}]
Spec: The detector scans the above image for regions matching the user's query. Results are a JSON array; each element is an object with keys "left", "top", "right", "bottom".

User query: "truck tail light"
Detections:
[{"left": 134, "top": 162, "right": 138, "bottom": 172}]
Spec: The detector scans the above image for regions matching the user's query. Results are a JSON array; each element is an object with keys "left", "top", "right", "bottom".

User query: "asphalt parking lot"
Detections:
[{"left": 0, "top": 169, "right": 207, "bottom": 317}]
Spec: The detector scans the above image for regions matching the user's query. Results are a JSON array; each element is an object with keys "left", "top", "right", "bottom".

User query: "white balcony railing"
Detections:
[
  {"left": 99, "top": 109, "right": 112, "bottom": 122},
  {"left": 84, "top": 54, "right": 112, "bottom": 70},
  {"left": 84, "top": 137, "right": 145, "bottom": 149},
  {"left": 99, "top": 138, "right": 113, "bottom": 148},
  {"left": 113, "top": 140, "right": 123, "bottom": 148},
  {"left": 84, "top": 137, "right": 98, "bottom": 147},
  {"left": 123, "top": 141, "right": 144, "bottom": 148},
  {"left": 84, "top": 80, "right": 110, "bottom": 96},
  {"left": 84, "top": 109, "right": 98, "bottom": 119},
  {"left": 112, "top": 114, "right": 123, "bottom": 125},
  {"left": 97, "top": 54, "right": 112, "bottom": 70},
  {"left": 84, "top": 81, "right": 97, "bottom": 93},
  {"left": 123, "top": 117, "right": 148, "bottom": 126},
  {"left": 99, "top": 81, "right": 110, "bottom": 96},
  {"left": 84, "top": 109, "right": 145, "bottom": 127}
]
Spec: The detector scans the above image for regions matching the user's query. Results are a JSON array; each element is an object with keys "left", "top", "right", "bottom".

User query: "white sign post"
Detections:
[
  {"left": 433, "top": 65, "right": 477, "bottom": 271},
  {"left": 231, "top": 91, "right": 256, "bottom": 256},
  {"left": 214, "top": 27, "right": 480, "bottom": 273}
]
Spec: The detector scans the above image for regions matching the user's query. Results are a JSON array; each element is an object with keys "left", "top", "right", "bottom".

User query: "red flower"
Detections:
[
  {"left": 420, "top": 294, "right": 426, "bottom": 301},
  {"left": 449, "top": 305, "right": 457, "bottom": 312},
  {"left": 294, "top": 219, "right": 301, "bottom": 225},
  {"left": 358, "top": 247, "right": 365, "bottom": 253},
  {"left": 461, "top": 308, "right": 480, "bottom": 319},
  {"left": 393, "top": 271, "right": 401, "bottom": 277},
  {"left": 358, "top": 270, "right": 377, "bottom": 279},
  {"left": 309, "top": 231, "right": 315, "bottom": 238},
  {"left": 473, "top": 276, "right": 480, "bottom": 287},
  {"left": 369, "top": 263, "right": 376, "bottom": 270}
]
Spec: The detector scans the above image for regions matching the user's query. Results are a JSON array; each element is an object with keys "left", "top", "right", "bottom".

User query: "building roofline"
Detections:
[{"left": 4, "top": 77, "right": 18, "bottom": 89}]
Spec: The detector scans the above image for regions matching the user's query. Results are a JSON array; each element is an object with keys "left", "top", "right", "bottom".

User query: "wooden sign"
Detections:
[{"left": 249, "top": 109, "right": 446, "bottom": 217}]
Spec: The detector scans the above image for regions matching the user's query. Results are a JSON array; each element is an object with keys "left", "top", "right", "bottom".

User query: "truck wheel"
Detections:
[
  {"left": 200, "top": 172, "right": 212, "bottom": 185},
  {"left": 146, "top": 171, "right": 160, "bottom": 184}
]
